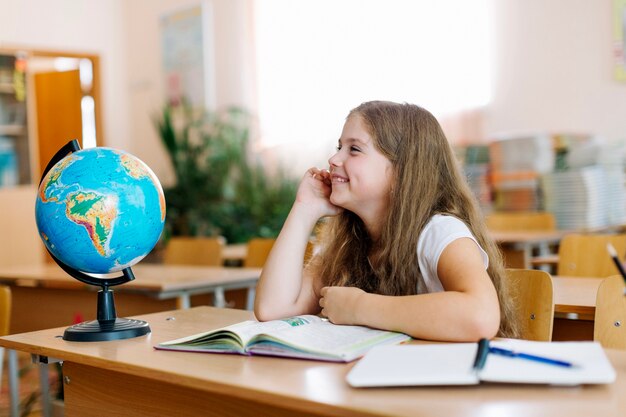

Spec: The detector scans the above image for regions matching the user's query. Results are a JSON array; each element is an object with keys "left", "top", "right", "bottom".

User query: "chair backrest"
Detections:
[
  {"left": 486, "top": 211, "right": 556, "bottom": 232},
  {"left": 557, "top": 234, "right": 626, "bottom": 277},
  {"left": 0, "top": 285, "right": 11, "bottom": 336},
  {"left": 505, "top": 268, "right": 554, "bottom": 341},
  {"left": 243, "top": 238, "right": 276, "bottom": 268},
  {"left": 594, "top": 275, "right": 626, "bottom": 350},
  {"left": 163, "top": 237, "right": 224, "bottom": 266}
]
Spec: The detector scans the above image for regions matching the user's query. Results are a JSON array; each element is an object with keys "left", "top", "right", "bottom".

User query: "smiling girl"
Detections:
[{"left": 254, "top": 101, "right": 518, "bottom": 341}]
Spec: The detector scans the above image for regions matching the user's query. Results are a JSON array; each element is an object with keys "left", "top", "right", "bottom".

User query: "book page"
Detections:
[
  {"left": 250, "top": 320, "right": 411, "bottom": 362},
  {"left": 227, "top": 315, "right": 324, "bottom": 345},
  {"left": 480, "top": 340, "right": 616, "bottom": 385},
  {"left": 347, "top": 343, "right": 480, "bottom": 387},
  {"left": 158, "top": 315, "right": 323, "bottom": 348}
]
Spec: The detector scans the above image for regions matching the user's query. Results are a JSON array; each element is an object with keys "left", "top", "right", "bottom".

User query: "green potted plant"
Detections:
[{"left": 154, "top": 102, "right": 297, "bottom": 243}]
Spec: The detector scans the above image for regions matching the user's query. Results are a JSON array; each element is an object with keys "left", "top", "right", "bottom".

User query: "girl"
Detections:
[{"left": 255, "top": 101, "right": 518, "bottom": 341}]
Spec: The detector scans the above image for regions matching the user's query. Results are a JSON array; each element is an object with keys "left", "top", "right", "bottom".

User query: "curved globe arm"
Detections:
[
  {"left": 48, "top": 250, "right": 135, "bottom": 288},
  {"left": 39, "top": 139, "right": 82, "bottom": 186}
]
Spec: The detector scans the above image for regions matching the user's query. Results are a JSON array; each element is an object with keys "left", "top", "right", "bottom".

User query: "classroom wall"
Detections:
[
  {"left": 488, "top": 1, "right": 626, "bottom": 141},
  {"left": 123, "top": 0, "right": 255, "bottom": 186},
  {"left": 0, "top": 0, "right": 624, "bottom": 183}
]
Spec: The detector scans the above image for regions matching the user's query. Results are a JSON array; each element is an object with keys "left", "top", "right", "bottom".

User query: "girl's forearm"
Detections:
[
  {"left": 356, "top": 292, "right": 500, "bottom": 342},
  {"left": 254, "top": 203, "right": 320, "bottom": 320}
]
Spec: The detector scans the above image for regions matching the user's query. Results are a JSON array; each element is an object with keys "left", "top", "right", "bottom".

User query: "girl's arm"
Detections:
[
  {"left": 318, "top": 238, "right": 501, "bottom": 341},
  {"left": 254, "top": 168, "right": 341, "bottom": 321}
]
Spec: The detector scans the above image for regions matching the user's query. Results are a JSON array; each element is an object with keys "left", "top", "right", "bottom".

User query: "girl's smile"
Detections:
[{"left": 327, "top": 115, "right": 393, "bottom": 228}]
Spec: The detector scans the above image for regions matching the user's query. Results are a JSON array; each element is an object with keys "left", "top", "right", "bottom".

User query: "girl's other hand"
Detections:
[
  {"left": 296, "top": 167, "right": 342, "bottom": 218},
  {"left": 319, "top": 286, "right": 365, "bottom": 325}
]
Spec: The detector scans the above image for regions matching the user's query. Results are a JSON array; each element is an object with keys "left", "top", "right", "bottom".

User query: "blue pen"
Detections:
[{"left": 489, "top": 346, "right": 575, "bottom": 368}]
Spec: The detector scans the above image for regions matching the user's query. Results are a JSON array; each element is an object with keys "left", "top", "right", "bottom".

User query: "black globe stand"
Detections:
[{"left": 40, "top": 139, "right": 151, "bottom": 342}]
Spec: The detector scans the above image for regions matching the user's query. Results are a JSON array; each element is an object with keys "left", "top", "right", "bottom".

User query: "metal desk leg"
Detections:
[
  {"left": 246, "top": 286, "right": 256, "bottom": 311},
  {"left": 177, "top": 293, "right": 191, "bottom": 309},
  {"left": 32, "top": 355, "right": 61, "bottom": 417},
  {"left": 213, "top": 287, "right": 226, "bottom": 308},
  {"left": 38, "top": 362, "right": 51, "bottom": 417},
  {"left": 537, "top": 242, "right": 552, "bottom": 272},
  {"left": 8, "top": 349, "right": 19, "bottom": 417}
]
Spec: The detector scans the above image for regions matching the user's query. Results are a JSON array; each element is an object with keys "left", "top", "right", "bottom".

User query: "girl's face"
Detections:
[{"left": 328, "top": 115, "right": 393, "bottom": 223}]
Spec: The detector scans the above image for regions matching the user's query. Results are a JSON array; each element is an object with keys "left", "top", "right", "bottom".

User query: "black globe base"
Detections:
[{"left": 63, "top": 318, "right": 151, "bottom": 342}]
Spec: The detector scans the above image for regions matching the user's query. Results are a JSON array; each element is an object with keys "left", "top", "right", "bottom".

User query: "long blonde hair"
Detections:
[{"left": 311, "top": 101, "right": 518, "bottom": 338}]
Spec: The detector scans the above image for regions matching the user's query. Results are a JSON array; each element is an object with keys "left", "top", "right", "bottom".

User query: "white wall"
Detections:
[
  {"left": 0, "top": 0, "right": 129, "bottom": 151},
  {"left": 123, "top": 0, "right": 255, "bottom": 187},
  {"left": 1, "top": 0, "right": 625, "bottom": 182},
  {"left": 487, "top": 1, "right": 626, "bottom": 141}
]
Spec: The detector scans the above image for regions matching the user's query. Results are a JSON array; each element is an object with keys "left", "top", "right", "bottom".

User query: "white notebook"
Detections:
[{"left": 347, "top": 340, "right": 616, "bottom": 387}]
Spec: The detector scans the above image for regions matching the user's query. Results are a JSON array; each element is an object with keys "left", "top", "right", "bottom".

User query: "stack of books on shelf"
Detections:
[
  {"left": 542, "top": 139, "right": 626, "bottom": 230},
  {"left": 489, "top": 133, "right": 554, "bottom": 212},
  {"left": 460, "top": 145, "right": 492, "bottom": 213}
]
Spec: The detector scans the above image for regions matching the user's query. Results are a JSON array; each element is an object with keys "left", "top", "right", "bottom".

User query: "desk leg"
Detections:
[
  {"left": 246, "top": 286, "right": 256, "bottom": 311},
  {"left": 214, "top": 287, "right": 226, "bottom": 308},
  {"left": 38, "top": 362, "right": 51, "bottom": 417},
  {"left": 177, "top": 293, "right": 191, "bottom": 309},
  {"left": 8, "top": 349, "right": 18, "bottom": 417},
  {"left": 536, "top": 242, "right": 552, "bottom": 272}
]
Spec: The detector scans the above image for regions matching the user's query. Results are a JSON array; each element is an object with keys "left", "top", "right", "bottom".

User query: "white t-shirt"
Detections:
[{"left": 416, "top": 214, "right": 489, "bottom": 294}]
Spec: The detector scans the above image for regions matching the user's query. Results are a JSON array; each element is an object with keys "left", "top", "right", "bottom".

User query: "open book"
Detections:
[
  {"left": 155, "top": 315, "right": 411, "bottom": 362},
  {"left": 347, "top": 339, "right": 616, "bottom": 387}
]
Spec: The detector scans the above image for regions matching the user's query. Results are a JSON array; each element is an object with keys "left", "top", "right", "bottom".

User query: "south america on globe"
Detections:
[{"left": 35, "top": 147, "right": 165, "bottom": 274}]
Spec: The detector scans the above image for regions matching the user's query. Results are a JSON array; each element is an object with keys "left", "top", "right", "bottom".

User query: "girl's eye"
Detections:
[{"left": 350, "top": 146, "right": 360, "bottom": 153}]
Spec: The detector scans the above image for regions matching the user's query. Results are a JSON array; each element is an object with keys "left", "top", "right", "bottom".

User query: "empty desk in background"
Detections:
[
  {"left": 2, "top": 306, "right": 626, "bottom": 417},
  {"left": 490, "top": 230, "right": 567, "bottom": 269},
  {"left": 0, "top": 263, "right": 261, "bottom": 334}
]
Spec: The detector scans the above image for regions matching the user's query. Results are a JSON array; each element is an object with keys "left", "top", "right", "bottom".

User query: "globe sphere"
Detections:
[{"left": 35, "top": 147, "right": 165, "bottom": 274}]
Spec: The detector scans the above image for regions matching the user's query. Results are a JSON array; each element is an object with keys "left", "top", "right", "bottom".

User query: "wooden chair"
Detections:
[
  {"left": 505, "top": 268, "right": 554, "bottom": 341},
  {"left": 163, "top": 236, "right": 224, "bottom": 266},
  {"left": 0, "top": 284, "right": 19, "bottom": 416},
  {"left": 243, "top": 238, "right": 276, "bottom": 268},
  {"left": 486, "top": 211, "right": 556, "bottom": 231},
  {"left": 557, "top": 234, "right": 626, "bottom": 277},
  {"left": 163, "top": 237, "right": 226, "bottom": 308},
  {"left": 594, "top": 275, "right": 626, "bottom": 349}
]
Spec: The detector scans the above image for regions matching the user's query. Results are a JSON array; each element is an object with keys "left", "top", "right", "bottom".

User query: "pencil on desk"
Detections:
[{"left": 606, "top": 243, "right": 626, "bottom": 287}]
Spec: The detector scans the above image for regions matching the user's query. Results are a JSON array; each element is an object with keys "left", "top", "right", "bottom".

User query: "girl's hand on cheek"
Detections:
[
  {"left": 319, "top": 286, "right": 365, "bottom": 325},
  {"left": 296, "top": 168, "right": 342, "bottom": 217}
]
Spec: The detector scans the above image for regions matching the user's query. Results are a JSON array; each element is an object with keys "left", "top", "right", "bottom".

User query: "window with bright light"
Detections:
[{"left": 254, "top": 0, "right": 493, "bottom": 152}]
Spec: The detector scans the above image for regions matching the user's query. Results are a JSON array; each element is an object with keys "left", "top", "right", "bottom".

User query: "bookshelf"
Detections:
[{"left": 0, "top": 51, "right": 31, "bottom": 186}]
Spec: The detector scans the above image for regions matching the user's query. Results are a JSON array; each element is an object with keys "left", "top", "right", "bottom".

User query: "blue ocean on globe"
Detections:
[{"left": 35, "top": 147, "right": 166, "bottom": 274}]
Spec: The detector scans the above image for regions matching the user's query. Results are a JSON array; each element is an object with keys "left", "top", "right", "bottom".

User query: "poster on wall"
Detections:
[
  {"left": 615, "top": 0, "right": 626, "bottom": 81},
  {"left": 161, "top": 4, "right": 213, "bottom": 107}
]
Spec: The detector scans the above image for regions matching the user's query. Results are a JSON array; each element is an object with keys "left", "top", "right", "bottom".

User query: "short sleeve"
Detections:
[{"left": 416, "top": 215, "right": 489, "bottom": 293}]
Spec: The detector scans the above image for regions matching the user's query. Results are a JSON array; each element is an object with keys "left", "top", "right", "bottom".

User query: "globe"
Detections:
[{"left": 35, "top": 147, "right": 165, "bottom": 274}]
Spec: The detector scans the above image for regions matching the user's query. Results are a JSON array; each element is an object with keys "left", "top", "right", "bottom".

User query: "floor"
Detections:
[{"left": 0, "top": 351, "right": 60, "bottom": 417}]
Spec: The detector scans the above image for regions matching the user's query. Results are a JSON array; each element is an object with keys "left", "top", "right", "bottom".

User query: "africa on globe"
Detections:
[{"left": 35, "top": 147, "right": 166, "bottom": 274}]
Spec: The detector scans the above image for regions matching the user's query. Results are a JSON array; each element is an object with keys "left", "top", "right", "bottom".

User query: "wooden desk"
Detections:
[
  {"left": 491, "top": 230, "right": 567, "bottom": 269},
  {"left": 2, "top": 307, "right": 626, "bottom": 417},
  {"left": 551, "top": 275, "right": 603, "bottom": 341},
  {"left": 0, "top": 263, "right": 261, "bottom": 333}
]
